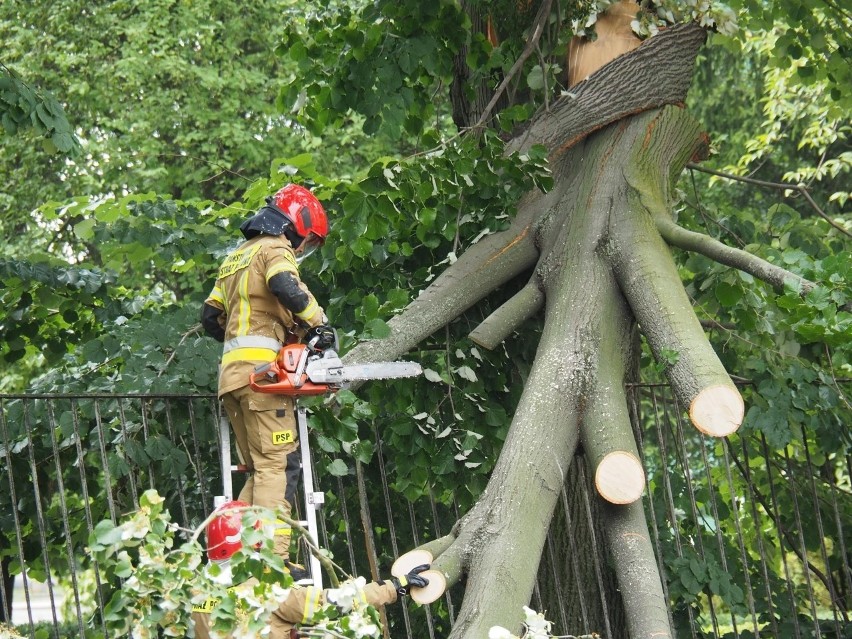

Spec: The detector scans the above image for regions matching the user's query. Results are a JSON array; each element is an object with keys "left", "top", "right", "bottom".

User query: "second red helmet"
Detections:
[{"left": 206, "top": 500, "right": 251, "bottom": 562}]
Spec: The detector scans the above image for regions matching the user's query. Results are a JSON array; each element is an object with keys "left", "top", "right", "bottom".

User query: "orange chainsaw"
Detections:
[{"left": 249, "top": 343, "right": 422, "bottom": 396}]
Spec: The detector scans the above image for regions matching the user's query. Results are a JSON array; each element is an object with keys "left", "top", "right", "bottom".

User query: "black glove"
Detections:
[
  {"left": 305, "top": 324, "right": 336, "bottom": 351},
  {"left": 284, "top": 560, "right": 310, "bottom": 582},
  {"left": 390, "top": 564, "right": 430, "bottom": 596}
]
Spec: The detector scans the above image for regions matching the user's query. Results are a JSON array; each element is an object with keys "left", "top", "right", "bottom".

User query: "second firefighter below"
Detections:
[{"left": 201, "top": 184, "right": 337, "bottom": 561}]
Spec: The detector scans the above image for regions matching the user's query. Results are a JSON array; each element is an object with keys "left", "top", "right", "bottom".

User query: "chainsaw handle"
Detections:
[
  {"left": 305, "top": 326, "right": 339, "bottom": 354},
  {"left": 254, "top": 362, "right": 273, "bottom": 374}
]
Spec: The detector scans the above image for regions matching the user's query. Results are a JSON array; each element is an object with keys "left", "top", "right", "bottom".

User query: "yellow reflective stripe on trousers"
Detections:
[
  {"left": 221, "top": 347, "right": 277, "bottom": 366},
  {"left": 302, "top": 586, "right": 322, "bottom": 622}
]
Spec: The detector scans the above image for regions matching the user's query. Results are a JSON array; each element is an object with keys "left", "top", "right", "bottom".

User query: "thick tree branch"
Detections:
[
  {"left": 602, "top": 500, "right": 673, "bottom": 638},
  {"left": 656, "top": 218, "right": 814, "bottom": 294},
  {"left": 612, "top": 108, "right": 743, "bottom": 436},
  {"left": 581, "top": 276, "right": 645, "bottom": 505},
  {"left": 687, "top": 163, "right": 852, "bottom": 239},
  {"left": 343, "top": 190, "right": 542, "bottom": 369},
  {"left": 469, "top": 279, "right": 544, "bottom": 350}
]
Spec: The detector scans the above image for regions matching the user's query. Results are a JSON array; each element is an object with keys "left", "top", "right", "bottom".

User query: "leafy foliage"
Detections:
[
  {"left": 279, "top": 1, "right": 468, "bottom": 139},
  {"left": 0, "top": 0, "right": 388, "bottom": 224},
  {"left": 727, "top": 0, "right": 852, "bottom": 114},
  {"left": 0, "top": 64, "right": 80, "bottom": 155},
  {"left": 88, "top": 490, "right": 385, "bottom": 639}
]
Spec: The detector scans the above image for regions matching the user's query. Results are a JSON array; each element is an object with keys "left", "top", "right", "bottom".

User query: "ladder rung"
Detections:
[{"left": 229, "top": 465, "right": 251, "bottom": 472}]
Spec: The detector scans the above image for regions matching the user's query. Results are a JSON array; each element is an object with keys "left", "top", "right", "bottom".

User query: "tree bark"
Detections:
[
  {"left": 610, "top": 106, "right": 743, "bottom": 436},
  {"left": 469, "top": 279, "right": 544, "bottom": 350},
  {"left": 0, "top": 555, "right": 12, "bottom": 623},
  {"left": 343, "top": 23, "right": 718, "bottom": 638},
  {"left": 581, "top": 282, "right": 645, "bottom": 505}
]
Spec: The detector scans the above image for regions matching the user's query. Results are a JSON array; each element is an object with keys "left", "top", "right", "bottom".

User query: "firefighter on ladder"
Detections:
[
  {"left": 201, "top": 184, "right": 337, "bottom": 568},
  {"left": 191, "top": 501, "right": 430, "bottom": 639}
]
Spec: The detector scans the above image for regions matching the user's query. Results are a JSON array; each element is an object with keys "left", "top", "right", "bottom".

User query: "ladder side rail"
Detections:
[{"left": 297, "top": 406, "right": 324, "bottom": 590}]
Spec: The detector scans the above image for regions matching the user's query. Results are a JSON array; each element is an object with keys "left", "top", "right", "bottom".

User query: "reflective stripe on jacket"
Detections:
[{"left": 203, "top": 235, "right": 325, "bottom": 396}]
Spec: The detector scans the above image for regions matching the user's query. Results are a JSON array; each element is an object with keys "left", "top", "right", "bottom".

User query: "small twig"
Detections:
[
  {"left": 535, "top": 41, "right": 550, "bottom": 112},
  {"left": 155, "top": 153, "right": 254, "bottom": 184},
  {"left": 824, "top": 344, "right": 852, "bottom": 411},
  {"left": 471, "top": 0, "right": 555, "bottom": 131},
  {"left": 687, "top": 163, "right": 852, "bottom": 239},
  {"left": 453, "top": 192, "right": 465, "bottom": 255},
  {"left": 688, "top": 168, "right": 746, "bottom": 247},
  {"left": 157, "top": 324, "right": 204, "bottom": 378},
  {"left": 444, "top": 325, "right": 457, "bottom": 415}
]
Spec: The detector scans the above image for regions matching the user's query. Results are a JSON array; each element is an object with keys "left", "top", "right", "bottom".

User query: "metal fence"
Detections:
[{"left": 0, "top": 387, "right": 849, "bottom": 639}]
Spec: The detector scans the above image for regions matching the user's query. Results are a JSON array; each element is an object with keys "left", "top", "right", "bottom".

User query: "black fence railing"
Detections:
[{"left": 0, "top": 387, "right": 849, "bottom": 639}]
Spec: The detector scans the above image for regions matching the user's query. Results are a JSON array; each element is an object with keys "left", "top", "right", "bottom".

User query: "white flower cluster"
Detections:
[
  {"left": 226, "top": 581, "right": 292, "bottom": 639},
  {"left": 316, "top": 577, "right": 382, "bottom": 639},
  {"left": 571, "top": 0, "right": 738, "bottom": 40},
  {"left": 326, "top": 576, "right": 368, "bottom": 612},
  {"left": 488, "top": 606, "right": 553, "bottom": 639}
]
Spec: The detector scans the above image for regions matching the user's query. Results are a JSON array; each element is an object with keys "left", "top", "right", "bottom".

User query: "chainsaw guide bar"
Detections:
[{"left": 249, "top": 344, "right": 422, "bottom": 396}]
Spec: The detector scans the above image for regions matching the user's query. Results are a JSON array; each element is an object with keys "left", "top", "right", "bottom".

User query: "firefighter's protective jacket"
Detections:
[
  {"left": 190, "top": 581, "right": 398, "bottom": 638},
  {"left": 203, "top": 235, "right": 326, "bottom": 397}
]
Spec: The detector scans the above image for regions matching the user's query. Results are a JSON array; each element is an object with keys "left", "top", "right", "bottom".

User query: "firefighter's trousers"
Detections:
[{"left": 222, "top": 386, "right": 301, "bottom": 559}]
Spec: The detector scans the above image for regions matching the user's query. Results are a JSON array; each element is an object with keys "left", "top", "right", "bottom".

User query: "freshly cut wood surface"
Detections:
[
  {"left": 568, "top": 1, "right": 642, "bottom": 87},
  {"left": 689, "top": 384, "right": 744, "bottom": 437},
  {"left": 391, "top": 549, "right": 434, "bottom": 577},
  {"left": 595, "top": 450, "right": 646, "bottom": 504},
  {"left": 410, "top": 569, "right": 447, "bottom": 605}
]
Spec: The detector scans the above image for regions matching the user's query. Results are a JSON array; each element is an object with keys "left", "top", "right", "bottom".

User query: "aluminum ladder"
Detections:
[{"left": 215, "top": 405, "right": 325, "bottom": 589}]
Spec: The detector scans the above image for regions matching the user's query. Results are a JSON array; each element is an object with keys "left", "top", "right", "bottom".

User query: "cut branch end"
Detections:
[
  {"left": 595, "top": 450, "right": 646, "bottom": 504},
  {"left": 689, "top": 384, "right": 744, "bottom": 437}
]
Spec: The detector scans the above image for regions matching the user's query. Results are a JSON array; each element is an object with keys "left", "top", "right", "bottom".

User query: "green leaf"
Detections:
[
  {"left": 361, "top": 294, "right": 379, "bottom": 321},
  {"left": 144, "top": 435, "right": 174, "bottom": 461},
  {"left": 362, "top": 318, "right": 390, "bottom": 338},
  {"left": 92, "top": 519, "right": 123, "bottom": 548},
  {"left": 715, "top": 282, "right": 743, "bottom": 307},
  {"left": 526, "top": 65, "right": 544, "bottom": 91},
  {"left": 327, "top": 459, "right": 349, "bottom": 476}
]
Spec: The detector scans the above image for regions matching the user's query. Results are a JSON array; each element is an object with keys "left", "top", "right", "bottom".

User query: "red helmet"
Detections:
[
  {"left": 271, "top": 184, "right": 328, "bottom": 260},
  {"left": 206, "top": 500, "right": 251, "bottom": 562}
]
